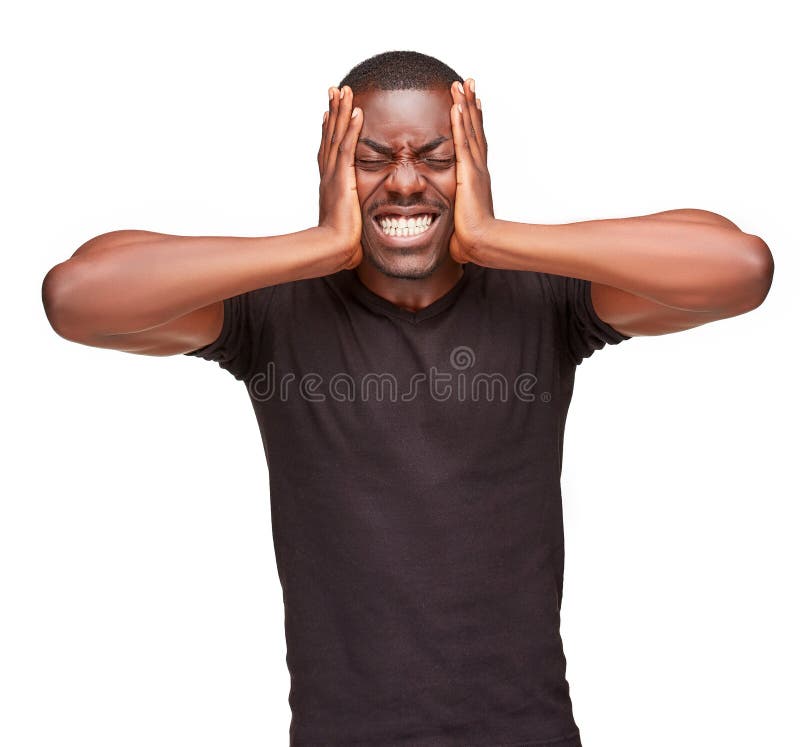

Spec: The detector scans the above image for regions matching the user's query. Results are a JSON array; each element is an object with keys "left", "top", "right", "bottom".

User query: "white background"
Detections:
[{"left": 3, "top": 1, "right": 797, "bottom": 745}]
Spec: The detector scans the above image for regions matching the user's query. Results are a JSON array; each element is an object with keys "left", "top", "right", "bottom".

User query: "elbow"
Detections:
[
  {"left": 42, "top": 263, "right": 68, "bottom": 336},
  {"left": 43, "top": 230, "right": 149, "bottom": 341},
  {"left": 682, "top": 235, "right": 774, "bottom": 315},
  {"left": 737, "top": 235, "right": 774, "bottom": 312},
  {"left": 41, "top": 259, "right": 92, "bottom": 341}
]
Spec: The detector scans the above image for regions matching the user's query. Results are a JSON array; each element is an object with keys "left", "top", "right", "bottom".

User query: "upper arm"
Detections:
[
  {"left": 62, "top": 300, "right": 224, "bottom": 356},
  {"left": 70, "top": 229, "right": 175, "bottom": 258},
  {"left": 590, "top": 282, "right": 735, "bottom": 337},
  {"left": 641, "top": 208, "right": 742, "bottom": 231},
  {"left": 46, "top": 229, "right": 225, "bottom": 355},
  {"left": 589, "top": 208, "right": 769, "bottom": 336}
]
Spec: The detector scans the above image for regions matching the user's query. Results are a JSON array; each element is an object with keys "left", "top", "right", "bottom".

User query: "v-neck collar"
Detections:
[{"left": 335, "top": 264, "right": 472, "bottom": 325}]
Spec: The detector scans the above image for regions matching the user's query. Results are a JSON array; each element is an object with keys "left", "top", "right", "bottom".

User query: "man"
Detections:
[{"left": 42, "top": 50, "right": 773, "bottom": 747}]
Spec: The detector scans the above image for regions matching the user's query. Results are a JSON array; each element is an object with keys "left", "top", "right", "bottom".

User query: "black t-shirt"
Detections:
[{"left": 184, "top": 263, "right": 630, "bottom": 746}]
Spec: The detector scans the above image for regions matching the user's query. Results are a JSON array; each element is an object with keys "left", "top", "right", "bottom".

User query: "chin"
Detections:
[{"left": 364, "top": 246, "right": 447, "bottom": 280}]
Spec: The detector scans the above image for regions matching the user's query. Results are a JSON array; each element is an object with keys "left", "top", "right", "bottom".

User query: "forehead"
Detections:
[{"left": 353, "top": 88, "right": 453, "bottom": 145}]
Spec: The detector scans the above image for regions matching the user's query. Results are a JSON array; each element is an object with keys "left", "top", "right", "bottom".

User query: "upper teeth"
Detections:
[{"left": 378, "top": 214, "right": 434, "bottom": 236}]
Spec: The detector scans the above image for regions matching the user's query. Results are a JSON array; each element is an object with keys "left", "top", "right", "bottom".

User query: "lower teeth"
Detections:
[{"left": 380, "top": 220, "right": 433, "bottom": 237}]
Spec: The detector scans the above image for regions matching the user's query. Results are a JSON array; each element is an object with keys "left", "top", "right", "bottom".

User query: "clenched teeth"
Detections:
[{"left": 378, "top": 214, "right": 435, "bottom": 236}]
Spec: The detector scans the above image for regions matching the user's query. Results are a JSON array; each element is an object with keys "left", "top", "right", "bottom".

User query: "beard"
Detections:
[
  {"left": 359, "top": 211, "right": 453, "bottom": 281},
  {"left": 361, "top": 243, "right": 448, "bottom": 280}
]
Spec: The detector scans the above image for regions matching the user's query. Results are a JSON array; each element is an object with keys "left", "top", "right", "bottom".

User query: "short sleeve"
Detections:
[
  {"left": 183, "top": 285, "right": 276, "bottom": 382},
  {"left": 543, "top": 273, "right": 631, "bottom": 366}
]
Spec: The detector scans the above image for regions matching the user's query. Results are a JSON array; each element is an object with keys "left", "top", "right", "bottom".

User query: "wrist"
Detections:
[
  {"left": 470, "top": 217, "right": 500, "bottom": 267},
  {"left": 312, "top": 226, "right": 361, "bottom": 273}
]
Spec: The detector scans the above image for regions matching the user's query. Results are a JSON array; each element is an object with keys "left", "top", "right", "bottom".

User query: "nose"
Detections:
[{"left": 384, "top": 159, "right": 426, "bottom": 196}]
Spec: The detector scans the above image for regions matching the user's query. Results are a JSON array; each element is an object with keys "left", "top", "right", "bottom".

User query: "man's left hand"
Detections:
[{"left": 449, "top": 78, "right": 495, "bottom": 264}]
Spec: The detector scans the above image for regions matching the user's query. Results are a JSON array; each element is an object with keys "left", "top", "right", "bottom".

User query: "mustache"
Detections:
[{"left": 368, "top": 200, "right": 447, "bottom": 214}]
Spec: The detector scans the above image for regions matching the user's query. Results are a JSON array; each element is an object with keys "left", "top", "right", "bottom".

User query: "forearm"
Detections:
[
  {"left": 43, "top": 227, "right": 348, "bottom": 336},
  {"left": 475, "top": 209, "right": 773, "bottom": 312}
]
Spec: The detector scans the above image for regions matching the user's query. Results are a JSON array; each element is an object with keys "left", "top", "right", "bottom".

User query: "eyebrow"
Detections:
[{"left": 357, "top": 135, "right": 452, "bottom": 156}]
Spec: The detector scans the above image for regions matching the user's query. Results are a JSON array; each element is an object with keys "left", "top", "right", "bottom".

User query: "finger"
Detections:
[
  {"left": 475, "top": 99, "right": 486, "bottom": 154},
  {"left": 450, "top": 98, "right": 475, "bottom": 174},
  {"left": 457, "top": 79, "right": 483, "bottom": 164},
  {"left": 322, "top": 87, "right": 340, "bottom": 170},
  {"left": 335, "top": 105, "right": 363, "bottom": 174},
  {"left": 327, "top": 85, "right": 353, "bottom": 173},
  {"left": 317, "top": 110, "right": 329, "bottom": 176},
  {"left": 450, "top": 81, "right": 479, "bottom": 163},
  {"left": 463, "top": 79, "right": 487, "bottom": 157}
]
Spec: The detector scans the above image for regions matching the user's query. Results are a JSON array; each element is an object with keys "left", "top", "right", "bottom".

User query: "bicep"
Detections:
[
  {"left": 69, "top": 300, "right": 224, "bottom": 356},
  {"left": 591, "top": 282, "right": 731, "bottom": 336}
]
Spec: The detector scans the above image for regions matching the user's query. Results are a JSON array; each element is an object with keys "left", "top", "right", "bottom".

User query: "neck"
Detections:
[{"left": 355, "top": 255, "right": 464, "bottom": 313}]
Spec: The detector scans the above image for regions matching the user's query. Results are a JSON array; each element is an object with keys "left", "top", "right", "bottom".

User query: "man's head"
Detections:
[{"left": 338, "top": 51, "right": 464, "bottom": 281}]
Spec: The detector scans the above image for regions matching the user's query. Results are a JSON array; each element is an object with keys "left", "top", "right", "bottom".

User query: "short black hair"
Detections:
[{"left": 338, "top": 50, "right": 463, "bottom": 95}]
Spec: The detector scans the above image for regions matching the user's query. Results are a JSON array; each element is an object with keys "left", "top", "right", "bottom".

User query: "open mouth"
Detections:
[{"left": 372, "top": 213, "right": 440, "bottom": 242}]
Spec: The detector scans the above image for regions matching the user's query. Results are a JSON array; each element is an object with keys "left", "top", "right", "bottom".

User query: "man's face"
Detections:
[{"left": 351, "top": 87, "right": 456, "bottom": 280}]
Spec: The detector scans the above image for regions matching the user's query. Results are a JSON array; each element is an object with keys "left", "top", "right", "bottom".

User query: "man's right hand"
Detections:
[{"left": 317, "top": 85, "right": 364, "bottom": 270}]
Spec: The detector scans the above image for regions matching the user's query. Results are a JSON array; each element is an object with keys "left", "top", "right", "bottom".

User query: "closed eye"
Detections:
[
  {"left": 355, "top": 157, "right": 454, "bottom": 169},
  {"left": 424, "top": 157, "right": 455, "bottom": 167}
]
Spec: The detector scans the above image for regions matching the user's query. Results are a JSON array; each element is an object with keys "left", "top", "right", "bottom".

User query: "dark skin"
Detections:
[
  {"left": 42, "top": 77, "right": 773, "bottom": 355},
  {"left": 319, "top": 86, "right": 466, "bottom": 313},
  {"left": 324, "top": 78, "right": 774, "bottom": 333},
  {"left": 353, "top": 88, "right": 462, "bottom": 305}
]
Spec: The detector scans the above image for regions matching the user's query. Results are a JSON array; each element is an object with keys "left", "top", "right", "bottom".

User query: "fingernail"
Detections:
[
  {"left": 340, "top": 87, "right": 346, "bottom": 99},
  {"left": 476, "top": 98, "right": 482, "bottom": 110},
  {"left": 469, "top": 79, "right": 475, "bottom": 93},
  {"left": 329, "top": 88, "right": 334, "bottom": 100},
  {"left": 457, "top": 82, "right": 464, "bottom": 95},
  {"left": 351, "top": 107, "right": 359, "bottom": 118},
  {"left": 457, "top": 103, "right": 462, "bottom": 113}
]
